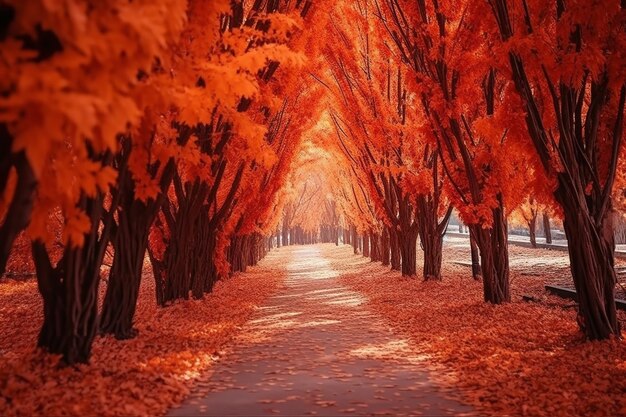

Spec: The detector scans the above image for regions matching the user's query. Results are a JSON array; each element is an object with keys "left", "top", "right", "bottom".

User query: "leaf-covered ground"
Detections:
[
  {"left": 0, "top": 251, "right": 286, "bottom": 417},
  {"left": 443, "top": 235, "right": 626, "bottom": 299},
  {"left": 325, "top": 243, "right": 626, "bottom": 417},
  {"left": 2, "top": 242, "right": 625, "bottom": 417}
]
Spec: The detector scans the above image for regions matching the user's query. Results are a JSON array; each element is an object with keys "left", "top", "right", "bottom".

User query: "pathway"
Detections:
[{"left": 168, "top": 246, "right": 473, "bottom": 417}]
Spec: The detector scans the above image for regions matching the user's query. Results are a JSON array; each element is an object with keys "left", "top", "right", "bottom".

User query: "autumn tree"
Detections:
[
  {"left": 376, "top": 0, "right": 550, "bottom": 301},
  {"left": 319, "top": 2, "right": 455, "bottom": 277},
  {"left": 488, "top": 0, "right": 625, "bottom": 338},
  {"left": 0, "top": 0, "right": 188, "bottom": 363}
]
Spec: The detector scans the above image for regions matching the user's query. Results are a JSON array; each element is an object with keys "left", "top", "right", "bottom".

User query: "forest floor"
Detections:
[
  {"left": 329, "top": 242, "right": 626, "bottom": 417},
  {"left": 0, "top": 251, "right": 287, "bottom": 416},
  {"left": 442, "top": 235, "right": 626, "bottom": 300},
  {"left": 1, "top": 242, "right": 626, "bottom": 417}
]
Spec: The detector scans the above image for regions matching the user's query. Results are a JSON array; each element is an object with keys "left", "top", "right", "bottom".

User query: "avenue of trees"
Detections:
[{"left": 0, "top": 0, "right": 624, "bottom": 365}]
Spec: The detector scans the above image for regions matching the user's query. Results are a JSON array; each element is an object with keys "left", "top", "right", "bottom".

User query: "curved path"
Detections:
[{"left": 168, "top": 246, "right": 473, "bottom": 417}]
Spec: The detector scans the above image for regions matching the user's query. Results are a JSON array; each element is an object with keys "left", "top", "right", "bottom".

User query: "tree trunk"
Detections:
[
  {"left": 100, "top": 212, "right": 150, "bottom": 340},
  {"left": 101, "top": 155, "right": 174, "bottom": 340},
  {"left": 469, "top": 196, "right": 510, "bottom": 304},
  {"left": 420, "top": 227, "right": 443, "bottom": 280},
  {"left": 0, "top": 151, "right": 37, "bottom": 277},
  {"left": 557, "top": 181, "right": 620, "bottom": 339},
  {"left": 370, "top": 231, "right": 380, "bottom": 262},
  {"left": 528, "top": 212, "right": 537, "bottom": 248},
  {"left": 399, "top": 228, "right": 418, "bottom": 277},
  {"left": 33, "top": 189, "right": 112, "bottom": 364},
  {"left": 381, "top": 227, "right": 390, "bottom": 266},
  {"left": 155, "top": 177, "right": 209, "bottom": 306},
  {"left": 282, "top": 222, "right": 289, "bottom": 246},
  {"left": 469, "top": 229, "right": 481, "bottom": 280},
  {"left": 542, "top": 212, "right": 552, "bottom": 244},
  {"left": 362, "top": 233, "right": 370, "bottom": 257},
  {"left": 417, "top": 197, "right": 451, "bottom": 281},
  {"left": 389, "top": 227, "right": 401, "bottom": 270},
  {"left": 487, "top": 0, "right": 624, "bottom": 338}
]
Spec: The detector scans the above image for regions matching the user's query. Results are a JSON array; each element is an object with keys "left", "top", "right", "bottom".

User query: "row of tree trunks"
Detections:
[
  {"left": 229, "top": 233, "right": 273, "bottom": 274},
  {"left": 279, "top": 224, "right": 344, "bottom": 247},
  {"left": 343, "top": 228, "right": 351, "bottom": 245},
  {"left": 288, "top": 227, "right": 318, "bottom": 245},
  {"left": 229, "top": 234, "right": 249, "bottom": 273},
  {"left": 319, "top": 225, "right": 340, "bottom": 245}
]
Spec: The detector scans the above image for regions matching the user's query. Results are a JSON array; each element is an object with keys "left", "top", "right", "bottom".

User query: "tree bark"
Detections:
[
  {"left": 419, "top": 226, "right": 443, "bottom": 280},
  {"left": 381, "top": 227, "right": 390, "bottom": 266},
  {"left": 370, "top": 231, "right": 380, "bottom": 262},
  {"left": 556, "top": 180, "right": 620, "bottom": 339},
  {"left": 542, "top": 212, "right": 552, "bottom": 244},
  {"left": 468, "top": 196, "right": 510, "bottom": 304},
  {"left": 469, "top": 229, "right": 481, "bottom": 280},
  {"left": 399, "top": 228, "right": 418, "bottom": 276},
  {"left": 362, "top": 232, "right": 370, "bottom": 257},
  {"left": 417, "top": 196, "right": 452, "bottom": 280},
  {"left": 100, "top": 209, "right": 150, "bottom": 340},
  {"left": 527, "top": 211, "right": 538, "bottom": 248},
  {"left": 0, "top": 151, "right": 37, "bottom": 277},
  {"left": 389, "top": 227, "right": 401, "bottom": 271},
  {"left": 282, "top": 222, "right": 289, "bottom": 246},
  {"left": 34, "top": 188, "right": 113, "bottom": 364},
  {"left": 101, "top": 146, "right": 174, "bottom": 339}
]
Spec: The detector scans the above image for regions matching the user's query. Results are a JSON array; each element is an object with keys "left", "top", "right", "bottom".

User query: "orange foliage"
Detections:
[
  {"left": 1, "top": 0, "right": 186, "bottom": 245},
  {"left": 0, "top": 0, "right": 624, "bottom": 410}
]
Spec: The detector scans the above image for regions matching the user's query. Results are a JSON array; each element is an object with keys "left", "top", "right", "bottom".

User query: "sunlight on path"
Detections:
[{"left": 168, "top": 246, "right": 473, "bottom": 417}]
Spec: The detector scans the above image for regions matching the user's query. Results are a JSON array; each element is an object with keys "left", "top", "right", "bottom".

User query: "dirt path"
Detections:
[{"left": 168, "top": 246, "right": 473, "bottom": 417}]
